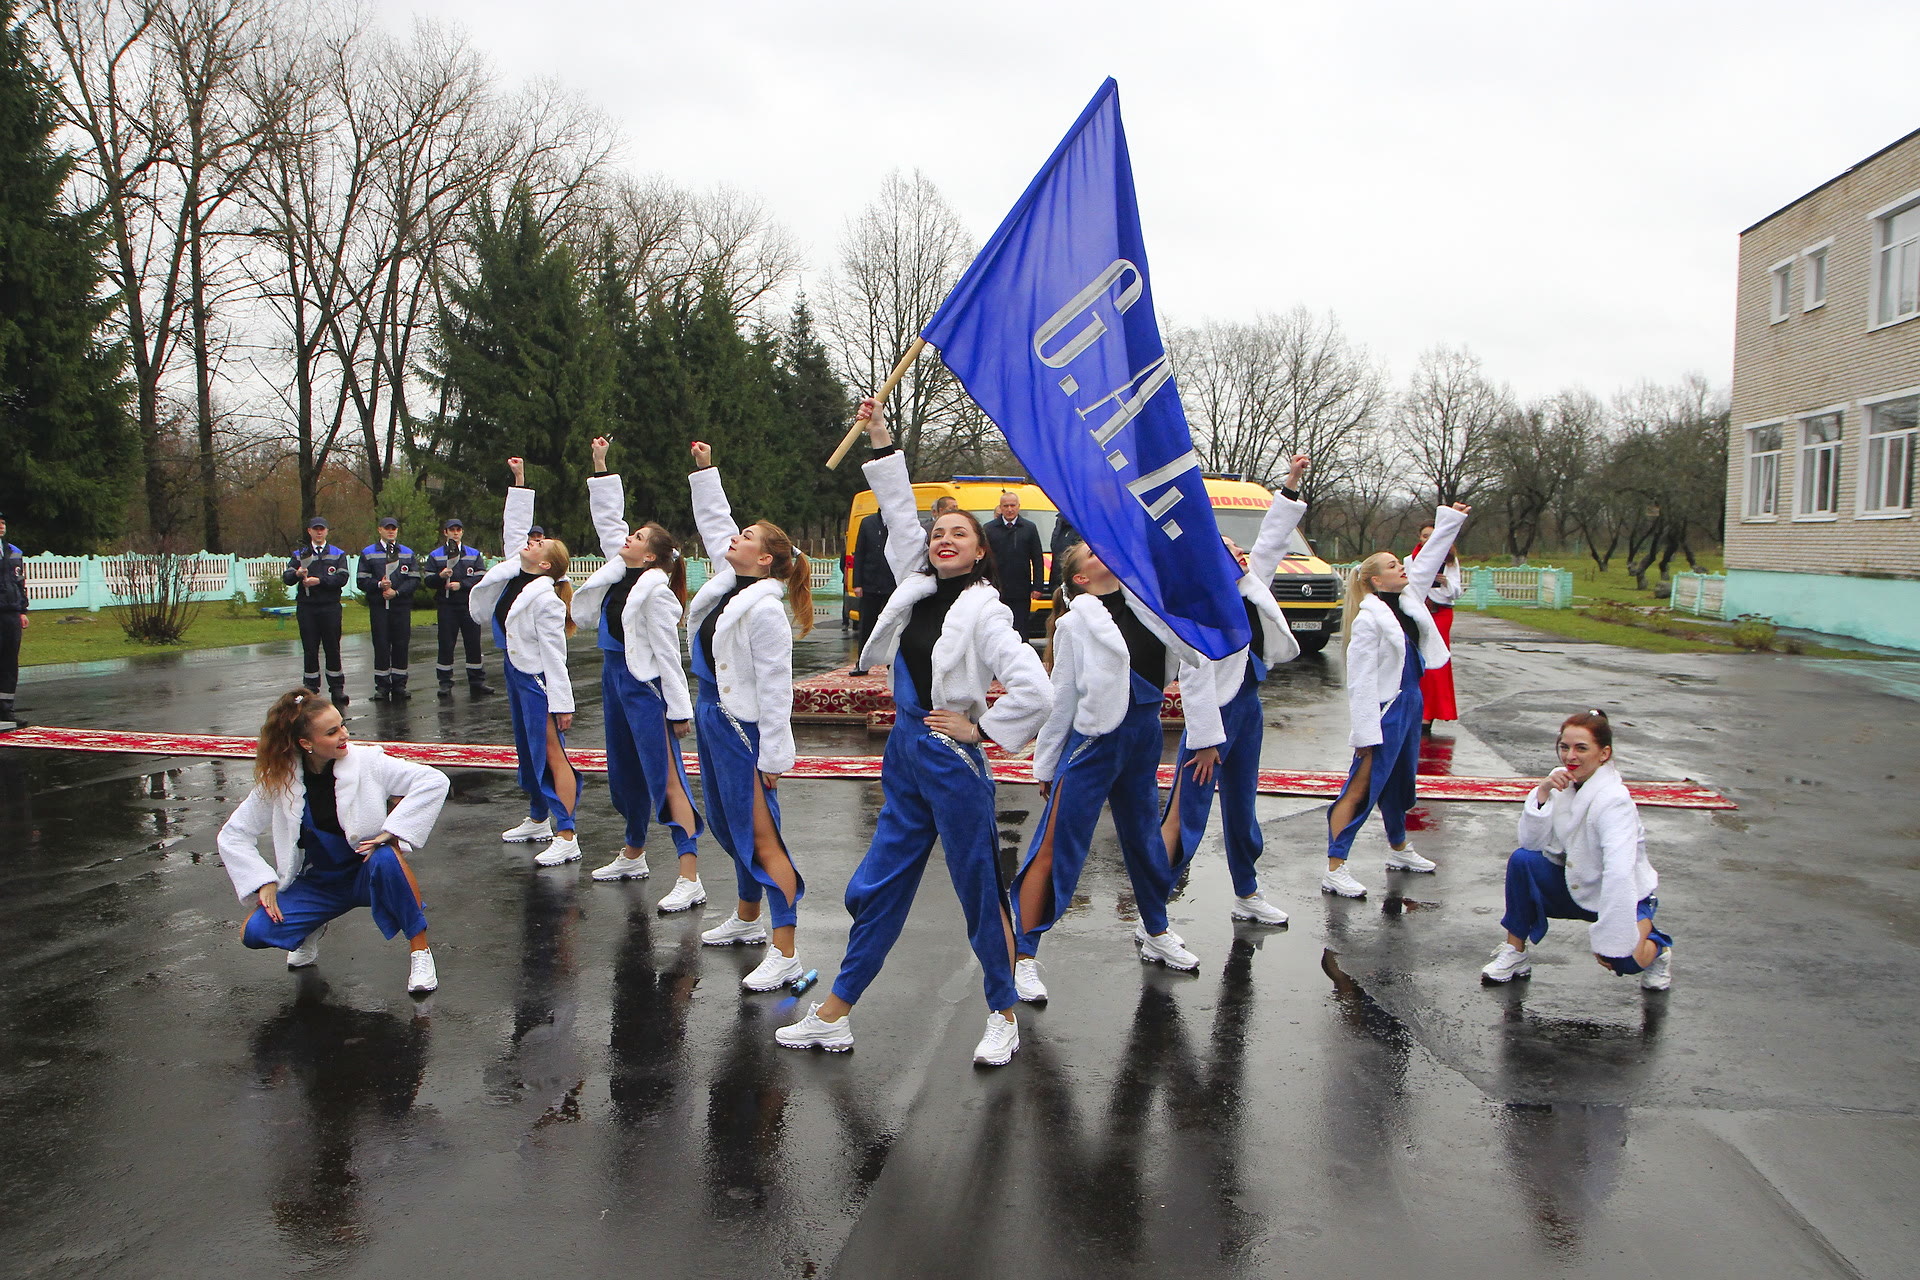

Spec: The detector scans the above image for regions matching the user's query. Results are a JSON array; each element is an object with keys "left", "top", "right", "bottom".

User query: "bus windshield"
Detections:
[{"left": 1210, "top": 509, "right": 1313, "bottom": 560}]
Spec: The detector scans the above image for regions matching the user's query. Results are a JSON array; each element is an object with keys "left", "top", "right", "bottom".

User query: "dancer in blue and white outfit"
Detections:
[
  {"left": 572, "top": 436, "right": 705, "bottom": 893},
  {"left": 470, "top": 457, "right": 583, "bottom": 867},
  {"left": 1481, "top": 709, "right": 1673, "bottom": 990},
  {"left": 219, "top": 688, "right": 448, "bottom": 994},
  {"left": 1162, "top": 453, "right": 1312, "bottom": 927},
  {"left": 684, "top": 440, "right": 814, "bottom": 992},
  {"left": 778, "top": 398, "right": 1051, "bottom": 1065},
  {"left": 1012, "top": 543, "right": 1219, "bottom": 988},
  {"left": 1321, "top": 501, "right": 1470, "bottom": 899}
]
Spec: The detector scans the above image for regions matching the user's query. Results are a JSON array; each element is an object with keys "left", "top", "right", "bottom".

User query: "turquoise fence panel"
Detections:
[
  {"left": 1468, "top": 565, "right": 1573, "bottom": 609},
  {"left": 1670, "top": 572, "right": 1727, "bottom": 619}
]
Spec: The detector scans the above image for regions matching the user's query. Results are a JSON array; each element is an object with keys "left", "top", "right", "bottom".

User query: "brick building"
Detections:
[{"left": 1726, "top": 127, "right": 1920, "bottom": 649}]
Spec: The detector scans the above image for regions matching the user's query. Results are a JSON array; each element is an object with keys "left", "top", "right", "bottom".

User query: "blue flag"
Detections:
[{"left": 922, "top": 78, "right": 1250, "bottom": 660}]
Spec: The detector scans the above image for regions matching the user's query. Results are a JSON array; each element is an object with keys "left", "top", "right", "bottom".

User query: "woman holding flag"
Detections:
[
  {"left": 777, "top": 398, "right": 1051, "bottom": 1066},
  {"left": 1321, "top": 502, "right": 1472, "bottom": 899},
  {"left": 1160, "top": 453, "right": 1312, "bottom": 928}
]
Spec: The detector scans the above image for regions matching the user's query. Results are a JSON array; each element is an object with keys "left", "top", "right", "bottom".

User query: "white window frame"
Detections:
[
  {"left": 1802, "top": 238, "right": 1833, "bottom": 311},
  {"left": 1769, "top": 258, "right": 1795, "bottom": 324},
  {"left": 1743, "top": 420, "right": 1785, "bottom": 520},
  {"left": 1794, "top": 405, "right": 1844, "bottom": 520},
  {"left": 1858, "top": 387, "right": 1918, "bottom": 518},
  {"left": 1867, "top": 188, "right": 1920, "bottom": 332}
]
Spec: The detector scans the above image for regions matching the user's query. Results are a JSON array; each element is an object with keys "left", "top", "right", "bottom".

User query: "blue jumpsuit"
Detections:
[
  {"left": 598, "top": 584, "right": 700, "bottom": 856},
  {"left": 833, "top": 654, "right": 1017, "bottom": 1011},
  {"left": 242, "top": 811, "right": 427, "bottom": 950},
  {"left": 1015, "top": 670, "right": 1180, "bottom": 955},
  {"left": 692, "top": 625, "right": 800, "bottom": 927},
  {"left": 1501, "top": 851, "right": 1672, "bottom": 975},
  {"left": 495, "top": 580, "right": 577, "bottom": 832},
  {"left": 1327, "top": 627, "right": 1423, "bottom": 861},
  {"left": 1165, "top": 648, "right": 1270, "bottom": 898}
]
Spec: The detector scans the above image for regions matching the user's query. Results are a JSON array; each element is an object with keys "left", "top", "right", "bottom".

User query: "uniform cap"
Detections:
[
  {"left": 306, "top": 517, "right": 329, "bottom": 530},
  {"left": 378, "top": 515, "right": 399, "bottom": 529},
  {"left": 442, "top": 517, "right": 463, "bottom": 530},
  {"left": 528, "top": 526, "right": 545, "bottom": 538}
]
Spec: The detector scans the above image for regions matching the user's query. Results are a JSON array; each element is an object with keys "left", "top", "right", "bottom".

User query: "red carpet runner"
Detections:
[{"left": 0, "top": 725, "right": 1736, "bottom": 809}]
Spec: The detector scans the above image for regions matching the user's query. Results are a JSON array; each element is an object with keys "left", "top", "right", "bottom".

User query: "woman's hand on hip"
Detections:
[{"left": 924, "top": 709, "right": 980, "bottom": 742}]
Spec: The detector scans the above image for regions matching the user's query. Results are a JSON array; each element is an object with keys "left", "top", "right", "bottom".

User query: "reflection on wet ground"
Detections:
[{"left": 1, "top": 624, "right": 1916, "bottom": 1276}]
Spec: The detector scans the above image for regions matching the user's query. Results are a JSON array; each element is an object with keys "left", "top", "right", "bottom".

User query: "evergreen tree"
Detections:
[
  {"left": 420, "top": 185, "right": 613, "bottom": 547},
  {"left": 0, "top": 0, "right": 132, "bottom": 551},
  {"left": 776, "top": 292, "right": 853, "bottom": 537}
]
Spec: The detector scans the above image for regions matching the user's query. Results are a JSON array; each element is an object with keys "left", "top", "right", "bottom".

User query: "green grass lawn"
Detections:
[{"left": 21, "top": 604, "right": 373, "bottom": 667}]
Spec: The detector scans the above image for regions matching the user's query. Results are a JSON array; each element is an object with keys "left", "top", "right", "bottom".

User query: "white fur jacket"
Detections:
[
  {"left": 684, "top": 466, "right": 796, "bottom": 776},
  {"left": 468, "top": 486, "right": 575, "bottom": 714},
  {"left": 218, "top": 745, "right": 449, "bottom": 899},
  {"left": 1516, "top": 762, "right": 1658, "bottom": 958},
  {"left": 1344, "top": 505, "right": 1465, "bottom": 748},
  {"left": 855, "top": 452, "right": 1051, "bottom": 751},
  {"left": 572, "top": 473, "right": 693, "bottom": 722},
  {"left": 1032, "top": 587, "right": 1210, "bottom": 782},
  {"left": 1175, "top": 489, "right": 1308, "bottom": 748}
]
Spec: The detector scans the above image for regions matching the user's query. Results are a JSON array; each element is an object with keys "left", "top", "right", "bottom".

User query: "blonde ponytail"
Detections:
[
  {"left": 542, "top": 538, "right": 578, "bottom": 637},
  {"left": 1342, "top": 551, "right": 1397, "bottom": 654},
  {"left": 753, "top": 520, "right": 814, "bottom": 637}
]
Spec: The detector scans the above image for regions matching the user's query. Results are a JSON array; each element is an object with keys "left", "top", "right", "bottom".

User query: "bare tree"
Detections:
[
  {"left": 1397, "top": 345, "right": 1506, "bottom": 506},
  {"left": 823, "top": 169, "right": 977, "bottom": 472},
  {"left": 1486, "top": 389, "right": 1602, "bottom": 561}
]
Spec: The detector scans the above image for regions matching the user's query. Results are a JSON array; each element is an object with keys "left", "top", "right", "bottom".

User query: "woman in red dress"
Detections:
[{"left": 1411, "top": 523, "right": 1463, "bottom": 730}]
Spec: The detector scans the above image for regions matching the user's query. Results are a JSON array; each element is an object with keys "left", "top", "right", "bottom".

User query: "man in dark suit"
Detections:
[
  {"left": 983, "top": 490, "right": 1045, "bottom": 639},
  {"left": 849, "top": 511, "right": 897, "bottom": 676}
]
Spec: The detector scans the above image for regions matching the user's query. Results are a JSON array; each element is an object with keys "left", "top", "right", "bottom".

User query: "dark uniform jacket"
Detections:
[
  {"left": 283, "top": 544, "right": 350, "bottom": 604},
  {"left": 853, "top": 514, "right": 898, "bottom": 597},
  {"left": 0, "top": 543, "right": 25, "bottom": 615},
  {"left": 424, "top": 542, "right": 487, "bottom": 604},
  {"left": 357, "top": 542, "right": 420, "bottom": 606},
  {"left": 984, "top": 516, "right": 1045, "bottom": 599}
]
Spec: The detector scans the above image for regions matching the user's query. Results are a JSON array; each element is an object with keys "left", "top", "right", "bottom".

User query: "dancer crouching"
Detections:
[
  {"left": 219, "top": 689, "right": 448, "bottom": 993},
  {"left": 1482, "top": 709, "right": 1672, "bottom": 990},
  {"left": 1321, "top": 501, "right": 1470, "bottom": 898},
  {"left": 1163, "top": 453, "right": 1312, "bottom": 928},
  {"left": 1012, "top": 543, "right": 1219, "bottom": 988},
  {"left": 471, "top": 457, "right": 583, "bottom": 866},
  {"left": 778, "top": 399, "right": 1051, "bottom": 1065},
  {"left": 573, "top": 435, "right": 705, "bottom": 893},
  {"left": 685, "top": 440, "right": 811, "bottom": 992}
]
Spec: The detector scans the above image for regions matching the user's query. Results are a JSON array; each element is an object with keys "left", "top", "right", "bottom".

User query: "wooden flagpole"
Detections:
[{"left": 826, "top": 337, "right": 926, "bottom": 469}]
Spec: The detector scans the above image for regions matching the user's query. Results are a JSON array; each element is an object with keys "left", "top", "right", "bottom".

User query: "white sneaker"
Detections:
[
  {"left": 1640, "top": 948, "right": 1673, "bottom": 991},
  {"left": 1385, "top": 846, "right": 1438, "bottom": 873},
  {"left": 1231, "top": 893, "right": 1290, "bottom": 926},
  {"left": 742, "top": 949, "right": 804, "bottom": 991},
  {"left": 1133, "top": 924, "right": 1187, "bottom": 948},
  {"left": 286, "top": 924, "right": 326, "bottom": 969},
  {"left": 407, "top": 949, "right": 439, "bottom": 993},
  {"left": 775, "top": 1002, "right": 854, "bottom": 1052},
  {"left": 972, "top": 1011, "right": 1020, "bottom": 1066},
  {"left": 1321, "top": 865, "right": 1368, "bottom": 898},
  {"left": 534, "top": 835, "right": 582, "bottom": 867},
  {"left": 591, "top": 852, "right": 650, "bottom": 881},
  {"left": 502, "top": 817, "right": 553, "bottom": 843},
  {"left": 701, "top": 913, "right": 769, "bottom": 946},
  {"left": 657, "top": 876, "right": 707, "bottom": 913},
  {"left": 1138, "top": 930, "right": 1200, "bottom": 972},
  {"left": 1481, "top": 942, "right": 1533, "bottom": 984},
  {"left": 1014, "top": 958, "right": 1048, "bottom": 1003}
]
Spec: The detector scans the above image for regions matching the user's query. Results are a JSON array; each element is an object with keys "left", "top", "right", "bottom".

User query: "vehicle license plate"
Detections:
[{"left": 1290, "top": 620, "right": 1323, "bottom": 632}]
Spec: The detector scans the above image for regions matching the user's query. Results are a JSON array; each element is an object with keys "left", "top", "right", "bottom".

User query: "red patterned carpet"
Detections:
[
  {"left": 795, "top": 666, "right": 1186, "bottom": 729},
  {"left": 0, "top": 724, "right": 1737, "bottom": 809}
]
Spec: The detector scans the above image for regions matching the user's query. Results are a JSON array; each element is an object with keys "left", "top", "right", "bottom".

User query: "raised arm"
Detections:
[
  {"left": 502, "top": 457, "right": 534, "bottom": 553},
  {"left": 588, "top": 436, "right": 629, "bottom": 559},
  {"left": 1406, "top": 503, "right": 1469, "bottom": 600},
  {"left": 1245, "top": 454, "right": 1312, "bottom": 584},
  {"left": 687, "top": 441, "right": 741, "bottom": 575}
]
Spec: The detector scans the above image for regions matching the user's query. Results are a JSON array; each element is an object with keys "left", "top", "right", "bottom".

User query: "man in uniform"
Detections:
[
  {"left": 0, "top": 511, "right": 26, "bottom": 730},
  {"left": 983, "top": 490, "right": 1046, "bottom": 639},
  {"left": 848, "top": 509, "right": 896, "bottom": 676},
  {"left": 425, "top": 517, "right": 492, "bottom": 697},
  {"left": 284, "top": 518, "right": 351, "bottom": 705},
  {"left": 358, "top": 516, "right": 420, "bottom": 701}
]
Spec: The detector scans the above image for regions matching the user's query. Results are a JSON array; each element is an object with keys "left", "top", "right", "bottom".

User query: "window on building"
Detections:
[
  {"left": 1770, "top": 260, "right": 1794, "bottom": 323},
  {"left": 1798, "top": 412, "right": 1842, "bottom": 516},
  {"left": 1803, "top": 244, "right": 1829, "bottom": 309},
  {"left": 1864, "top": 396, "right": 1916, "bottom": 514},
  {"left": 1878, "top": 203, "right": 1920, "bottom": 326},
  {"left": 1746, "top": 423, "right": 1782, "bottom": 518}
]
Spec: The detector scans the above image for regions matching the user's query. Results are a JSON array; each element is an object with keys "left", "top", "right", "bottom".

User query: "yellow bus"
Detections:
[{"left": 842, "top": 477, "right": 1060, "bottom": 628}]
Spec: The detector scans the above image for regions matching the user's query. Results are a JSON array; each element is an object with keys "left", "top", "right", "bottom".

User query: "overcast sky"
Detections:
[{"left": 389, "top": 0, "right": 1917, "bottom": 401}]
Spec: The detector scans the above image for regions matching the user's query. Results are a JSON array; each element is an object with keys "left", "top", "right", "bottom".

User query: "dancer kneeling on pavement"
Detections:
[
  {"left": 574, "top": 435, "right": 705, "bottom": 893},
  {"left": 219, "top": 689, "right": 448, "bottom": 993},
  {"left": 1163, "top": 452, "right": 1312, "bottom": 930},
  {"left": 1482, "top": 709, "right": 1672, "bottom": 990},
  {"left": 778, "top": 398, "right": 1052, "bottom": 1065},
  {"left": 1011, "top": 542, "right": 1220, "bottom": 984},
  {"left": 685, "top": 439, "right": 812, "bottom": 992},
  {"left": 471, "top": 456, "right": 583, "bottom": 866},
  {"left": 1321, "top": 501, "right": 1470, "bottom": 898}
]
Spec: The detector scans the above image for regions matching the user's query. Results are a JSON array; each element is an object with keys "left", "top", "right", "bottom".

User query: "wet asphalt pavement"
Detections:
[{"left": 2, "top": 614, "right": 1917, "bottom": 1278}]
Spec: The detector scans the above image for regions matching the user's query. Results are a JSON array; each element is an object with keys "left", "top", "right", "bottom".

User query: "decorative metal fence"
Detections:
[
  {"left": 1329, "top": 562, "right": 1576, "bottom": 609},
  {"left": 1670, "top": 572, "right": 1727, "bottom": 619}
]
